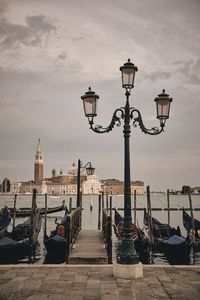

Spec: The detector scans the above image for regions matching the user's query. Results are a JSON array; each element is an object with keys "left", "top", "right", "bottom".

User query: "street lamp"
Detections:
[
  {"left": 76, "top": 159, "right": 95, "bottom": 207},
  {"left": 81, "top": 59, "right": 173, "bottom": 264}
]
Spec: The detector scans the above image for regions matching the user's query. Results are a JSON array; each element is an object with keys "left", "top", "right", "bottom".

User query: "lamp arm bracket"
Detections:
[
  {"left": 130, "top": 108, "right": 164, "bottom": 135},
  {"left": 80, "top": 162, "right": 92, "bottom": 172},
  {"left": 88, "top": 108, "right": 124, "bottom": 134}
]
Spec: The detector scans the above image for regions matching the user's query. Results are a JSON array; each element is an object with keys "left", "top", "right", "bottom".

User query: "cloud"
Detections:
[
  {"left": 58, "top": 52, "right": 67, "bottom": 60},
  {"left": 0, "top": 0, "right": 7, "bottom": 18},
  {"left": 178, "top": 59, "right": 200, "bottom": 85},
  {"left": 143, "top": 70, "right": 172, "bottom": 82},
  {"left": 0, "top": 14, "right": 56, "bottom": 49}
]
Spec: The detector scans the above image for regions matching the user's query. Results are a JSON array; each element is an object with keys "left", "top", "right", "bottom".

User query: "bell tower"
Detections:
[{"left": 34, "top": 138, "right": 43, "bottom": 184}]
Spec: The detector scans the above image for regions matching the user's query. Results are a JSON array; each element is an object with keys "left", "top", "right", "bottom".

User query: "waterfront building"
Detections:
[
  {"left": 101, "top": 179, "right": 144, "bottom": 195},
  {"left": 9, "top": 140, "right": 143, "bottom": 195},
  {"left": 11, "top": 140, "right": 102, "bottom": 195},
  {"left": 82, "top": 174, "right": 102, "bottom": 194}
]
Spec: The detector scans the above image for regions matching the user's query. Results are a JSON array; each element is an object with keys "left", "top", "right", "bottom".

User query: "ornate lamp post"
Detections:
[
  {"left": 81, "top": 59, "right": 173, "bottom": 264},
  {"left": 76, "top": 159, "right": 95, "bottom": 207}
]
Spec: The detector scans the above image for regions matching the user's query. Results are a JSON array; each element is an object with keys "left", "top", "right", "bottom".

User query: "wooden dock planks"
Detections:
[{"left": 68, "top": 230, "right": 107, "bottom": 264}]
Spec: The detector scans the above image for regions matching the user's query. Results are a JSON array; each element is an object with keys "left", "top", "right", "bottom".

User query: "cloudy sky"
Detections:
[{"left": 0, "top": 0, "right": 200, "bottom": 191}]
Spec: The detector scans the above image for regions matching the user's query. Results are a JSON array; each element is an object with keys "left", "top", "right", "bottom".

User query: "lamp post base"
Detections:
[
  {"left": 113, "top": 262, "right": 143, "bottom": 279},
  {"left": 117, "top": 238, "right": 139, "bottom": 264}
]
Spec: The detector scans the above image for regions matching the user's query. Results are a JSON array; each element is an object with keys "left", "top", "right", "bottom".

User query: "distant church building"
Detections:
[
  {"left": 34, "top": 139, "right": 43, "bottom": 184},
  {"left": 9, "top": 139, "right": 144, "bottom": 195}
]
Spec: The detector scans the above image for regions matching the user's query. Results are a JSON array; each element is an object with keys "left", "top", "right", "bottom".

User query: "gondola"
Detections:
[
  {"left": 0, "top": 212, "right": 42, "bottom": 263},
  {"left": 0, "top": 200, "right": 65, "bottom": 217},
  {"left": 144, "top": 209, "right": 191, "bottom": 264},
  {"left": 114, "top": 208, "right": 150, "bottom": 263},
  {"left": 43, "top": 208, "right": 69, "bottom": 263},
  {"left": 0, "top": 207, "right": 11, "bottom": 238},
  {"left": 183, "top": 208, "right": 200, "bottom": 252}
]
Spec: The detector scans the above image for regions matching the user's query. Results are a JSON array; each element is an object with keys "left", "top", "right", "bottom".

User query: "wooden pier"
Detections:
[{"left": 68, "top": 230, "right": 107, "bottom": 264}]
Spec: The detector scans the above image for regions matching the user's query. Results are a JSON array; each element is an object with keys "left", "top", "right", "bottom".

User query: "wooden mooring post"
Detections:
[
  {"left": 147, "top": 185, "right": 154, "bottom": 263},
  {"left": 102, "top": 191, "right": 104, "bottom": 209},
  {"left": 12, "top": 194, "right": 17, "bottom": 230},
  {"left": 134, "top": 190, "right": 136, "bottom": 225},
  {"left": 69, "top": 197, "right": 72, "bottom": 212},
  {"left": 44, "top": 193, "right": 48, "bottom": 236},
  {"left": 102, "top": 208, "right": 112, "bottom": 264},
  {"left": 167, "top": 189, "right": 170, "bottom": 226},
  {"left": 29, "top": 188, "right": 37, "bottom": 262},
  {"left": 106, "top": 192, "right": 109, "bottom": 211},
  {"left": 109, "top": 196, "right": 112, "bottom": 220},
  {"left": 98, "top": 194, "right": 101, "bottom": 230},
  {"left": 188, "top": 188, "right": 196, "bottom": 262}
]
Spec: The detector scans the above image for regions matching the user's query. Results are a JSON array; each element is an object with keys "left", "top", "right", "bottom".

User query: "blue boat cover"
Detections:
[
  {"left": 163, "top": 234, "right": 185, "bottom": 245},
  {"left": 0, "top": 236, "right": 29, "bottom": 246},
  {"left": 183, "top": 208, "right": 200, "bottom": 231},
  {"left": 51, "top": 235, "right": 66, "bottom": 242},
  {"left": 114, "top": 208, "right": 124, "bottom": 226},
  {"left": 0, "top": 208, "right": 11, "bottom": 231}
]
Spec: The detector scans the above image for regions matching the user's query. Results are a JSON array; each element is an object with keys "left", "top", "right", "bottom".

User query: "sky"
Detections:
[{"left": 0, "top": 0, "right": 200, "bottom": 191}]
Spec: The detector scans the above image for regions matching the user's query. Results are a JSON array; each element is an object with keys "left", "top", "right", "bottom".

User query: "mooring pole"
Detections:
[
  {"left": 12, "top": 194, "right": 17, "bottom": 230},
  {"left": 102, "top": 191, "right": 104, "bottom": 209},
  {"left": 109, "top": 195, "right": 112, "bottom": 220},
  {"left": 147, "top": 185, "right": 154, "bottom": 263},
  {"left": 106, "top": 192, "right": 109, "bottom": 211},
  {"left": 134, "top": 190, "right": 137, "bottom": 225},
  {"left": 188, "top": 188, "right": 195, "bottom": 263},
  {"left": 98, "top": 194, "right": 101, "bottom": 230},
  {"left": 69, "top": 197, "right": 72, "bottom": 212},
  {"left": 167, "top": 189, "right": 170, "bottom": 226},
  {"left": 44, "top": 193, "right": 47, "bottom": 236}
]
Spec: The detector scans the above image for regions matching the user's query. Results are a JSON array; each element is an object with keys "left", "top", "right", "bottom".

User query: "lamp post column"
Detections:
[{"left": 118, "top": 91, "right": 139, "bottom": 264}]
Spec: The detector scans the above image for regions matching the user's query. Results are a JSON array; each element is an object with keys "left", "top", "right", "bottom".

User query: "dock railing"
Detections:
[
  {"left": 65, "top": 206, "right": 81, "bottom": 263},
  {"left": 102, "top": 208, "right": 112, "bottom": 264}
]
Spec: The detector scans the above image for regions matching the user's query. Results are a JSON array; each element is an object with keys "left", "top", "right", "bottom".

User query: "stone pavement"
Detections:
[{"left": 0, "top": 264, "right": 200, "bottom": 300}]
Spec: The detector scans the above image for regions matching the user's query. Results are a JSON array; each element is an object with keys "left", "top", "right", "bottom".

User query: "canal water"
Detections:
[{"left": 0, "top": 193, "right": 200, "bottom": 265}]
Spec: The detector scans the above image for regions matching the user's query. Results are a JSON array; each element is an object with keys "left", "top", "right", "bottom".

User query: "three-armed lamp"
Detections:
[{"left": 81, "top": 59, "right": 173, "bottom": 264}]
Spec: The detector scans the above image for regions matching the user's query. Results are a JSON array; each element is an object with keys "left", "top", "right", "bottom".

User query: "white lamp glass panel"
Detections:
[
  {"left": 157, "top": 100, "right": 170, "bottom": 118},
  {"left": 122, "top": 69, "right": 134, "bottom": 87},
  {"left": 86, "top": 167, "right": 95, "bottom": 175},
  {"left": 83, "top": 98, "right": 97, "bottom": 117}
]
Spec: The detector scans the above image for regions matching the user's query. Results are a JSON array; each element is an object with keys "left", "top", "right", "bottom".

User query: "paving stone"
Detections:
[
  {"left": 85, "top": 288, "right": 100, "bottom": 297},
  {"left": 0, "top": 265, "right": 200, "bottom": 300},
  {"left": 49, "top": 294, "right": 68, "bottom": 300},
  {"left": 27, "top": 295, "right": 48, "bottom": 300},
  {"left": 75, "top": 274, "right": 88, "bottom": 283}
]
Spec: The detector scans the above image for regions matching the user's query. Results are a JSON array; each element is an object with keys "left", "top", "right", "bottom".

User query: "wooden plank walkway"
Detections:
[{"left": 68, "top": 230, "right": 108, "bottom": 264}]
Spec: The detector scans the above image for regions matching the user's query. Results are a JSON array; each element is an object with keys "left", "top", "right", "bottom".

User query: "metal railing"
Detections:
[
  {"left": 102, "top": 208, "right": 112, "bottom": 264},
  {"left": 65, "top": 206, "right": 81, "bottom": 263}
]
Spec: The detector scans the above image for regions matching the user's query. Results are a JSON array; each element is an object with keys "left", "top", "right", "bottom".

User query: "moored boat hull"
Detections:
[{"left": 0, "top": 237, "right": 32, "bottom": 263}]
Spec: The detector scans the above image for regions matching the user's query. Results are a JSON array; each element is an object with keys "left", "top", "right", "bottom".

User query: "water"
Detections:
[{"left": 0, "top": 193, "right": 200, "bottom": 264}]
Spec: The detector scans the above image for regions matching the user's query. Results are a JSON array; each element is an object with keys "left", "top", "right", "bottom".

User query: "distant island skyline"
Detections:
[{"left": 0, "top": 1, "right": 199, "bottom": 191}]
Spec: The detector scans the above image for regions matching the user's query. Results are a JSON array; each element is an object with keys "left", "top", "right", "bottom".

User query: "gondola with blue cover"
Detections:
[
  {"left": 183, "top": 208, "right": 200, "bottom": 252},
  {"left": 43, "top": 208, "right": 69, "bottom": 263},
  {"left": 0, "top": 212, "right": 42, "bottom": 263},
  {"left": 0, "top": 207, "right": 11, "bottom": 238},
  {"left": 144, "top": 208, "right": 191, "bottom": 264}
]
